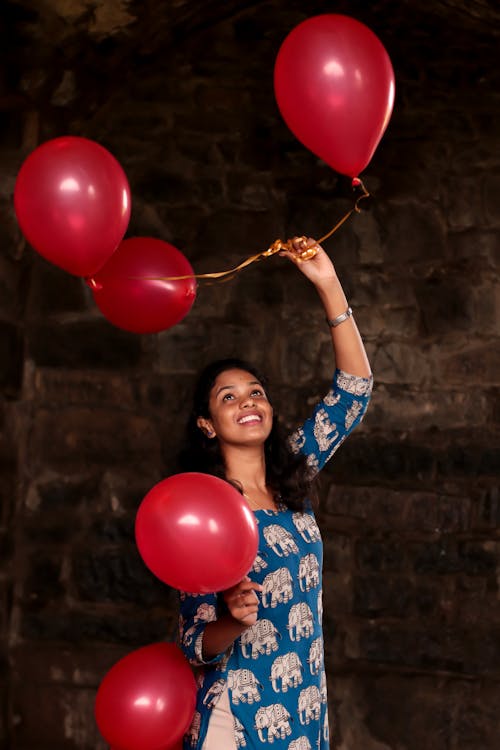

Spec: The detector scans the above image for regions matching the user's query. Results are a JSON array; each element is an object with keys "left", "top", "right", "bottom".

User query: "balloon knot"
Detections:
[
  {"left": 85, "top": 277, "right": 102, "bottom": 291},
  {"left": 351, "top": 177, "right": 362, "bottom": 188}
]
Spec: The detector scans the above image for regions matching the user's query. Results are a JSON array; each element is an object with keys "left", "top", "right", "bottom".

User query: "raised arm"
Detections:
[{"left": 282, "top": 236, "right": 372, "bottom": 379}]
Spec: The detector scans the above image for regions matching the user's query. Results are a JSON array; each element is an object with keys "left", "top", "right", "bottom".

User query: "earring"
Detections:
[{"left": 206, "top": 429, "right": 215, "bottom": 438}]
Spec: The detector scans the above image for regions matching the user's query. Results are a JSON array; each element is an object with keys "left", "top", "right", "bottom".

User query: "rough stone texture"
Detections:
[{"left": 0, "top": 0, "right": 499, "bottom": 748}]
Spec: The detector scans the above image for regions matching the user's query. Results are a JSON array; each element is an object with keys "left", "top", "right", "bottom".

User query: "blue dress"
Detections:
[{"left": 179, "top": 369, "right": 373, "bottom": 749}]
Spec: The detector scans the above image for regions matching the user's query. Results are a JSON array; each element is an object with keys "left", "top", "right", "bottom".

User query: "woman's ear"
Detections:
[{"left": 196, "top": 417, "right": 216, "bottom": 438}]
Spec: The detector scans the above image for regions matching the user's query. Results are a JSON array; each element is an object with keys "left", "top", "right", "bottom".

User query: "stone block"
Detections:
[
  {"left": 339, "top": 674, "right": 500, "bottom": 750},
  {"left": 406, "top": 490, "right": 472, "bottom": 533},
  {"left": 325, "top": 484, "right": 472, "bottom": 534},
  {"left": 0, "top": 321, "right": 23, "bottom": 396},
  {"left": 452, "top": 681, "right": 500, "bottom": 749},
  {"left": 411, "top": 538, "right": 462, "bottom": 574},
  {"left": 450, "top": 228, "right": 500, "bottom": 265},
  {"left": 21, "top": 549, "right": 66, "bottom": 610},
  {"left": 157, "top": 320, "right": 255, "bottom": 374},
  {"left": 10, "top": 642, "right": 129, "bottom": 687},
  {"left": 19, "top": 607, "right": 175, "bottom": 647},
  {"left": 470, "top": 281, "right": 500, "bottom": 333},
  {"left": 98, "top": 469, "right": 162, "bottom": 514},
  {"left": 445, "top": 175, "right": 486, "bottom": 229},
  {"left": 456, "top": 576, "right": 500, "bottom": 626},
  {"left": 0, "top": 472, "right": 16, "bottom": 526},
  {"left": 321, "top": 530, "right": 354, "bottom": 573},
  {"left": 484, "top": 172, "right": 500, "bottom": 225},
  {"left": 331, "top": 674, "right": 393, "bottom": 750},
  {"left": 28, "top": 368, "right": 136, "bottom": 408},
  {"left": 278, "top": 330, "right": 330, "bottom": 387},
  {"left": 458, "top": 540, "right": 499, "bottom": 575},
  {"left": 368, "top": 383, "right": 490, "bottom": 430},
  {"left": 72, "top": 544, "right": 169, "bottom": 606},
  {"left": 435, "top": 435, "right": 500, "bottom": 478},
  {"left": 376, "top": 201, "right": 446, "bottom": 263},
  {"left": 323, "top": 571, "right": 352, "bottom": 617},
  {"left": 372, "top": 339, "right": 435, "bottom": 385},
  {"left": 226, "top": 174, "right": 278, "bottom": 212},
  {"left": 25, "top": 256, "right": 89, "bottom": 318},
  {"left": 26, "top": 321, "right": 143, "bottom": 369},
  {"left": 327, "top": 431, "right": 437, "bottom": 484},
  {"left": 0, "top": 528, "right": 13, "bottom": 565},
  {"left": 354, "top": 268, "right": 416, "bottom": 309},
  {"left": 192, "top": 208, "right": 283, "bottom": 264},
  {"left": 415, "top": 274, "right": 476, "bottom": 336},
  {"left": 0, "top": 578, "right": 12, "bottom": 635},
  {"left": 28, "top": 407, "right": 161, "bottom": 471},
  {"left": 356, "top": 540, "right": 405, "bottom": 573},
  {"left": 440, "top": 342, "right": 500, "bottom": 385},
  {"left": 413, "top": 580, "right": 450, "bottom": 617},
  {"left": 88, "top": 514, "right": 135, "bottom": 544},
  {"left": 0, "top": 251, "right": 23, "bottom": 321},
  {"left": 10, "top": 681, "right": 107, "bottom": 750},
  {"left": 358, "top": 622, "right": 500, "bottom": 675},
  {"left": 473, "top": 484, "right": 500, "bottom": 529},
  {"left": 24, "top": 473, "right": 100, "bottom": 515},
  {"left": 353, "top": 575, "right": 414, "bottom": 618}
]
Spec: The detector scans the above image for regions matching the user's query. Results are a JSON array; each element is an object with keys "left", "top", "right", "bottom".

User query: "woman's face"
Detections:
[{"left": 197, "top": 368, "right": 273, "bottom": 449}]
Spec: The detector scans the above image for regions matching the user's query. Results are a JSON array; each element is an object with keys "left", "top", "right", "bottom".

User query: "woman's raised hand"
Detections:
[
  {"left": 280, "top": 236, "right": 337, "bottom": 288},
  {"left": 223, "top": 576, "right": 262, "bottom": 627}
]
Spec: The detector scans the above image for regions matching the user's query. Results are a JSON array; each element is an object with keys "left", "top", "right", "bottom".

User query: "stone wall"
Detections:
[{"left": 0, "top": 0, "right": 499, "bottom": 748}]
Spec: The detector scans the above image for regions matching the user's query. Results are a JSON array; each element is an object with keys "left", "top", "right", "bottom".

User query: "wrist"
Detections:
[
  {"left": 313, "top": 273, "right": 338, "bottom": 288},
  {"left": 326, "top": 307, "right": 353, "bottom": 328},
  {"left": 226, "top": 612, "right": 252, "bottom": 630},
  {"left": 313, "top": 276, "right": 342, "bottom": 299}
]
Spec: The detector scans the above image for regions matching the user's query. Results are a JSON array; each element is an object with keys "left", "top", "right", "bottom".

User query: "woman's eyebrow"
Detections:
[{"left": 214, "top": 380, "right": 261, "bottom": 397}]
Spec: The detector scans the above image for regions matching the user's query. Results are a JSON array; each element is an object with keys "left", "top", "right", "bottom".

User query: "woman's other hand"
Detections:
[{"left": 223, "top": 576, "right": 262, "bottom": 627}]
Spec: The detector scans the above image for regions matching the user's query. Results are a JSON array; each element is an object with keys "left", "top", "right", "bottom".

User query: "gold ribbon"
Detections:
[{"left": 138, "top": 179, "right": 369, "bottom": 283}]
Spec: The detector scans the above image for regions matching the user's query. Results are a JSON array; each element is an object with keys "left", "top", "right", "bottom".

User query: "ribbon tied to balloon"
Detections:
[{"left": 13, "top": 14, "right": 394, "bottom": 335}]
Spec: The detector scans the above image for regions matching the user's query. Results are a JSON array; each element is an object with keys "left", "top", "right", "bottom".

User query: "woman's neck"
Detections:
[
  {"left": 222, "top": 445, "right": 266, "bottom": 486},
  {"left": 222, "top": 445, "right": 276, "bottom": 509}
]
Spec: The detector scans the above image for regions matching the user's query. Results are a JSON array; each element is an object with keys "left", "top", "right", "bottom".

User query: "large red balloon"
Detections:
[
  {"left": 135, "top": 472, "right": 259, "bottom": 593},
  {"left": 14, "top": 136, "right": 131, "bottom": 276},
  {"left": 95, "top": 642, "right": 196, "bottom": 750},
  {"left": 274, "top": 14, "right": 395, "bottom": 177},
  {"left": 88, "top": 237, "right": 196, "bottom": 333}
]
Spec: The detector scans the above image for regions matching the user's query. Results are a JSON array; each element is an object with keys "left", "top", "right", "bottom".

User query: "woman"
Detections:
[{"left": 178, "top": 236, "right": 373, "bottom": 749}]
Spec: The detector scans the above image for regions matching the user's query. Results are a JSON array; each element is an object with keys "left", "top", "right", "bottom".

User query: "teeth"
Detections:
[{"left": 238, "top": 415, "right": 261, "bottom": 424}]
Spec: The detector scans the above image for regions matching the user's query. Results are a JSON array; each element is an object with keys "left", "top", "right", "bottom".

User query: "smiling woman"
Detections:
[
  {"left": 178, "top": 357, "right": 313, "bottom": 513},
  {"left": 198, "top": 369, "right": 274, "bottom": 454},
  {"left": 176, "top": 236, "right": 373, "bottom": 750}
]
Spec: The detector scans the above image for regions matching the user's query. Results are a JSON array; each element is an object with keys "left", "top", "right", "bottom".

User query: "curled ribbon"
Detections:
[{"left": 140, "top": 178, "right": 369, "bottom": 283}]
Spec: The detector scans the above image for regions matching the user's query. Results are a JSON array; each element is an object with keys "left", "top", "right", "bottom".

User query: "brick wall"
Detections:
[{"left": 0, "top": 1, "right": 499, "bottom": 748}]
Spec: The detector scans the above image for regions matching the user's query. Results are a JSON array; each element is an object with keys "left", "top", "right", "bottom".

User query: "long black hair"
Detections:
[{"left": 177, "top": 358, "right": 316, "bottom": 511}]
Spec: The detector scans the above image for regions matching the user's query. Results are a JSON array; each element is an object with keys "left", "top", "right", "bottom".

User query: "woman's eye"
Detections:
[
  {"left": 222, "top": 393, "right": 234, "bottom": 402},
  {"left": 252, "top": 389, "right": 264, "bottom": 397}
]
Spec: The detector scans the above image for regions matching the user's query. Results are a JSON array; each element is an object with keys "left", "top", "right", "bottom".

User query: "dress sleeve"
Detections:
[
  {"left": 287, "top": 368, "right": 373, "bottom": 476},
  {"left": 178, "top": 590, "right": 229, "bottom": 666}
]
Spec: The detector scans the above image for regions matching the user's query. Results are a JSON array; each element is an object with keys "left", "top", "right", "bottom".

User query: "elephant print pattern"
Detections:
[{"left": 180, "top": 369, "right": 373, "bottom": 749}]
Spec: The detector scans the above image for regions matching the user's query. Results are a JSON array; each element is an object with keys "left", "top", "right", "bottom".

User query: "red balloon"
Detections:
[
  {"left": 14, "top": 136, "right": 131, "bottom": 276},
  {"left": 274, "top": 14, "right": 395, "bottom": 177},
  {"left": 95, "top": 642, "right": 196, "bottom": 750},
  {"left": 135, "top": 472, "right": 259, "bottom": 593},
  {"left": 88, "top": 237, "right": 196, "bottom": 334}
]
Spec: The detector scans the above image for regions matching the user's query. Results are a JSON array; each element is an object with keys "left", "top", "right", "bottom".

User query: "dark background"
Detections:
[{"left": 0, "top": 0, "right": 499, "bottom": 748}]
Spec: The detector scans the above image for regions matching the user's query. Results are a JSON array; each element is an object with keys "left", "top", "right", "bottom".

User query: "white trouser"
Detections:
[{"left": 201, "top": 687, "right": 237, "bottom": 750}]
